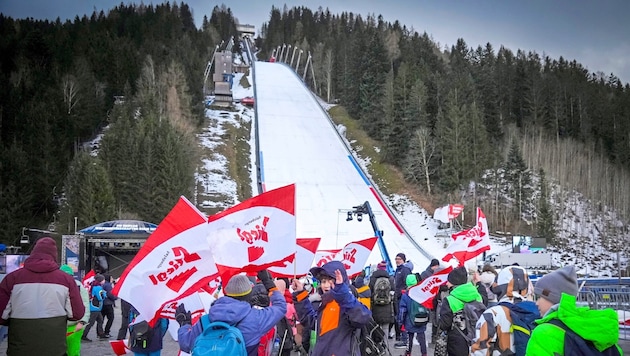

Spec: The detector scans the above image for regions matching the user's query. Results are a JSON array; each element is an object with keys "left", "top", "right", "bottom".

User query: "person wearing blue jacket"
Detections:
[
  {"left": 393, "top": 253, "right": 413, "bottom": 347},
  {"left": 292, "top": 260, "right": 371, "bottom": 356},
  {"left": 176, "top": 270, "right": 286, "bottom": 356},
  {"left": 81, "top": 274, "right": 107, "bottom": 341},
  {"left": 399, "top": 274, "right": 427, "bottom": 356}
]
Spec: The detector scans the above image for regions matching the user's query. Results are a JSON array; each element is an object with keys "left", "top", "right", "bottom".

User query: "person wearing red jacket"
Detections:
[{"left": 0, "top": 237, "right": 85, "bottom": 355}]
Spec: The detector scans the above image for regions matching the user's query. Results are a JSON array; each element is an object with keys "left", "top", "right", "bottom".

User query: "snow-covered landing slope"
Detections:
[{"left": 253, "top": 61, "right": 431, "bottom": 268}]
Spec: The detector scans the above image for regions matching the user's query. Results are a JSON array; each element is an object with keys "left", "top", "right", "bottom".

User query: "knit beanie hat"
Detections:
[
  {"left": 396, "top": 253, "right": 406, "bottom": 261},
  {"left": 224, "top": 274, "right": 253, "bottom": 297},
  {"left": 377, "top": 261, "right": 387, "bottom": 270},
  {"left": 447, "top": 266, "right": 468, "bottom": 286},
  {"left": 60, "top": 264, "right": 74, "bottom": 276},
  {"left": 430, "top": 259, "right": 440, "bottom": 267},
  {"left": 405, "top": 274, "right": 418, "bottom": 288},
  {"left": 534, "top": 265, "right": 578, "bottom": 305}
]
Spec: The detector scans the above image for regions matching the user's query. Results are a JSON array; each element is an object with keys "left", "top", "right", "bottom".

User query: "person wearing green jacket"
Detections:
[
  {"left": 437, "top": 266, "right": 483, "bottom": 356},
  {"left": 526, "top": 265, "right": 622, "bottom": 355},
  {"left": 60, "top": 264, "right": 90, "bottom": 356}
]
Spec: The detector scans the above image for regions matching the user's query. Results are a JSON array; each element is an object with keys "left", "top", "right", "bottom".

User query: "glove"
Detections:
[
  {"left": 175, "top": 303, "right": 192, "bottom": 327},
  {"left": 257, "top": 269, "right": 276, "bottom": 292}
]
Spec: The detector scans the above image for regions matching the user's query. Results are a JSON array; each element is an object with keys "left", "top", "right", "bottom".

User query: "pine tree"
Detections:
[
  {"left": 61, "top": 151, "right": 116, "bottom": 231},
  {"left": 537, "top": 168, "right": 554, "bottom": 241},
  {"left": 504, "top": 140, "right": 533, "bottom": 220}
]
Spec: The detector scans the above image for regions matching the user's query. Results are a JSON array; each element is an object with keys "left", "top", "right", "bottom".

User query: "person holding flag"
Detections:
[
  {"left": 292, "top": 260, "right": 371, "bottom": 356},
  {"left": 176, "top": 270, "right": 286, "bottom": 355}
]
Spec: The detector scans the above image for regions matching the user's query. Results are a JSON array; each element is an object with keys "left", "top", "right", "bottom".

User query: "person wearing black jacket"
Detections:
[
  {"left": 368, "top": 262, "right": 395, "bottom": 333},
  {"left": 101, "top": 274, "right": 118, "bottom": 337},
  {"left": 420, "top": 259, "right": 440, "bottom": 281}
]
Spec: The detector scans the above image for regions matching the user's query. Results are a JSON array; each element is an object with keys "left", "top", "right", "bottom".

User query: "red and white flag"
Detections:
[
  {"left": 339, "top": 237, "right": 378, "bottom": 278},
  {"left": 207, "top": 184, "right": 296, "bottom": 281},
  {"left": 313, "top": 249, "right": 342, "bottom": 267},
  {"left": 113, "top": 196, "right": 218, "bottom": 325},
  {"left": 434, "top": 204, "right": 464, "bottom": 223},
  {"left": 82, "top": 269, "right": 95, "bottom": 290},
  {"left": 200, "top": 274, "right": 222, "bottom": 296},
  {"left": 408, "top": 266, "right": 453, "bottom": 309},
  {"left": 443, "top": 207, "right": 491, "bottom": 264},
  {"left": 312, "top": 238, "right": 377, "bottom": 278},
  {"left": 448, "top": 204, "right": 464, "bottom": 220},
  {"left": 109, "top": 339, "right": 130, "bottom": 355},
  {"left": 269, "top": 238, "right": 321, "bottom": 278},
  {"left": 163, "top": 290, "right": 215, "bottom": 341}
]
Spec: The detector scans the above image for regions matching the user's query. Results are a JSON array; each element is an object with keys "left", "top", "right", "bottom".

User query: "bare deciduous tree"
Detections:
[
  {"left": 406, "top": 126, "right": 436, "bottom": 195},
  {"left": 62, "top": 74, "right": 80, "bottom": 114}
]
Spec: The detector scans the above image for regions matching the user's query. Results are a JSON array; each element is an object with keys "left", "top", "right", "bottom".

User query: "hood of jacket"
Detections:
[
  {"left": 24, "top": 237, "right": 59, "bottom": 273},
  {"left": 310, "top": 260, "right": 350, "bottom": 285},
  {"left": 538, "top": 293, "right": 619, "bottom": 350},
  {"left": 447, "top": 282, "right": 483, "bottom": 312},
  {"left": 403, "top": 261, "right": 414, "bottom": 271},
  {"left": 370, "top": 269, "right": 390, "bottom": 280},
  {"left": 208, "top": 296, "right": 252, "bottom": 325}
]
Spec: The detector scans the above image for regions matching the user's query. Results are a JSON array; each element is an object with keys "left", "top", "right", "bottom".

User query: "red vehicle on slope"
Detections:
[{"left": 241, "top": 96, "right": 255, "bottom": 106}]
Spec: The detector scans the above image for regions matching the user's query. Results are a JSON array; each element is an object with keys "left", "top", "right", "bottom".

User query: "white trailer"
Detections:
[{"left": 486, "top": 252, "right": 553, "bottom": 269}]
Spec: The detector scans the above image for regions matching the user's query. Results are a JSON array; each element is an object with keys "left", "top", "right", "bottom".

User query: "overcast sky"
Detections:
[{"left": 2, "top": 0, "right": 629, "bottom": 84}]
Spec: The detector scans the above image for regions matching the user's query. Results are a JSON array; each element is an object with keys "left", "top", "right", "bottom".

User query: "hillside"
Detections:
[{"left": 193, "top": 58, "right": 628, "bottom": 277}]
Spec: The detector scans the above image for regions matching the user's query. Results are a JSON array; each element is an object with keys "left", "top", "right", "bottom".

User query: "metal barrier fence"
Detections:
[{"left": 576, "top": 287, "right": 630, "bottom": 340}]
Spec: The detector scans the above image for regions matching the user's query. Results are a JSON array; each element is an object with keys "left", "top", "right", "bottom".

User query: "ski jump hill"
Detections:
[{"left": 251, "top": 60, "right": 432, "bottom": 269}]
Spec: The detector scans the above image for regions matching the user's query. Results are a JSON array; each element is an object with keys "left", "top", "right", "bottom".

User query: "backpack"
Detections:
[
  {"left": 129, "top": 320, "right": 152, "bottom": 350},
  {"left": 356, "top": 316, "right": 388, "bottom": 356},
  {"left": 372, "top": 277, "right": 392, "bottom": 306},
  {"left": 275, "top": 316, "right": 295, "bottom": 351},
  {"left": 90, "top": 295, "right": 100, "bottom": 308},
  {"left": 494, "top": 301, "right": 540, "bottom": 356},
  {"left": 192, "top": 315, "right": 247, "bottom": 356},
  {"left": 547, "top": 319, "right": 621, "bottom": 356},
  {"left": 408, "top": 299, "right": 429, "bottom": 326},
  {"left": 452, "top": 300, "right": 486, "bottom": 345}
]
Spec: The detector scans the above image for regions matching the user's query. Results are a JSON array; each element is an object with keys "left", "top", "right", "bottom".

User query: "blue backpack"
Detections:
[
  {"left": 547, "top": 319, "right": 621, "bottom": 356},
  {"left": 498, "top": 301, "right": 540, "bottom": 356},
  {"left": 191, "top": 315, "right": 247, "bottom": 356}
]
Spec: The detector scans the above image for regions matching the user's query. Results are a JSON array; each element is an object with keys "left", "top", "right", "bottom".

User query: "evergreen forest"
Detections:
[
  {"left": 0, "top": 3, "right": 238, "bottom": 244},
  {"left": 1, "top": 3, "right": 629, "bottom": 246}
]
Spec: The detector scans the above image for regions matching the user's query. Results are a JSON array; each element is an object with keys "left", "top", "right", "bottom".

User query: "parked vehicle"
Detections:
[{"left": 241, "top": 96, "right": 255, "bottom": 106}]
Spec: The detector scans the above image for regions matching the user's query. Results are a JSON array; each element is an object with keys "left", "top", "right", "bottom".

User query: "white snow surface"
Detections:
[{"left": 193, "top": 62, "right": 511, "bottom": 273}]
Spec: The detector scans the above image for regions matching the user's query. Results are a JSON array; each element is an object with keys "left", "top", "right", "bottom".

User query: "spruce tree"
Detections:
[
  {"left": 61, "top": 151, "right": 116, "bottom": 231},
  {"left": 504, "top": 140, "right": 533, "bottom": 220},
  {"left": 537, "top": 168, "right": 554, "bottom": 241}
]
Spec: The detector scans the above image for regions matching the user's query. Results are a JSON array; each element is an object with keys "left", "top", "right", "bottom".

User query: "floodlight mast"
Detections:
[{"left": 351, "top": 201, "right": 394, "bottom": 275}]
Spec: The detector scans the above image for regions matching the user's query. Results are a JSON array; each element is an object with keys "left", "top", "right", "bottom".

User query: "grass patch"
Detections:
[
  {"left": 328, "top": 106, "right": 404, "bottom": 195},
  {"left": 231, "top": 118, "right": 253, "bottom": 201},
  {"left": 328, "top": 106, "right": 435, "bottom": 211}
]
